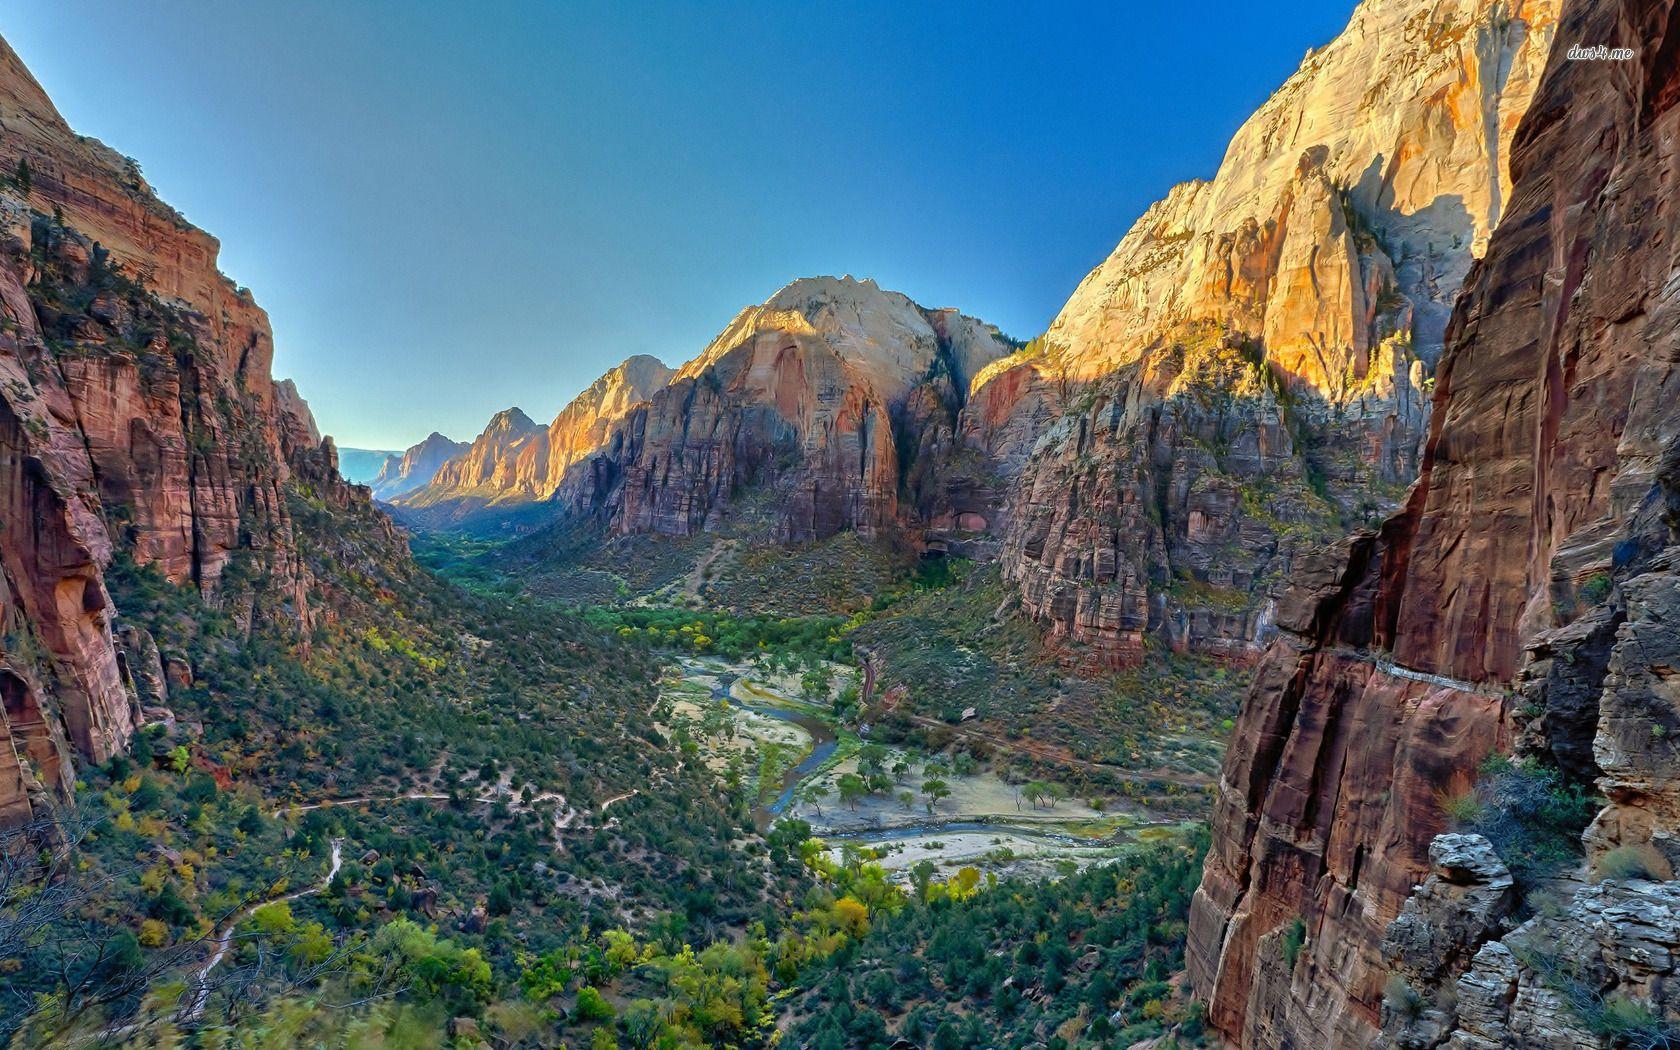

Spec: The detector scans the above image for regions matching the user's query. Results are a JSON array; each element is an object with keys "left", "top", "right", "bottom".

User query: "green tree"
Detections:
[
  {"left": 837, "top": 773, "right": 867, "bottom": 811},
  {"left": 921, "top": 778, "right": 950, "bottom": 814},
  {"left": 576, "top": 985, "right": 616, "bottom": 1022}
]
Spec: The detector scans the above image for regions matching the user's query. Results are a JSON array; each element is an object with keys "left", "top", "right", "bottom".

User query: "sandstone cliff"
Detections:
[
  {"left": 553, "top": 276, "right": 1013, "bottom": 544},
  {"left": 988, "top": 0, "right": 1558, "bottom": 663},
  {"left": 1188, "top": 0, "right": 1680, "bottom": 1043},
  {"left": 395, "top": 355, "right": 673, "bottom": 524},
  {"left": 369, "top": 431, "right": 468, "bottom": 501},
  {"left": 0, "top": 36, "right": 372, "bottom": 827}
]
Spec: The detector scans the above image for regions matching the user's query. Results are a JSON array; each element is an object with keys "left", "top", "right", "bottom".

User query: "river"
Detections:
[{"left": 701, "top": 672, "right": 838, "bottom": 830}]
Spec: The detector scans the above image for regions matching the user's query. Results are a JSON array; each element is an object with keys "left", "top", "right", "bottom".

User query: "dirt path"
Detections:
[
  {"left": 679, "top": 538, "right": 737, "bottom": 600},
  {"left": 285, "top": 787, "right": 579, "bottom": 839},
  {"left": 179, "top": 837, "right": 344, "bottom": 1022}
]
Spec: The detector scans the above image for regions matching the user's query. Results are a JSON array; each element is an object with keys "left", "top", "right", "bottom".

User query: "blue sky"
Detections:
[{"left": 6, "top": 1, "right": 1355, "bottom": 450}]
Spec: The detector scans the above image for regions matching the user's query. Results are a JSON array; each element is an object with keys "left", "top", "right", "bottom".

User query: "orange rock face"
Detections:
[
  {"left": 987, "top": 0, "right": 1559, "bottom": 662},
  {"left": 397, "top": 356, "right": 673, "bottom": 527},
  {"left": 369, "top": 432, "right": 469, "bottom": 501},
  {"left": 1188, "top": 0, "right": 1680, "bottom": 1041},
  {"left": 0, "top": 36, "right": 366, "bottom": 825},
  {"left": 553, "top": 279, "right": 1006, "bottom": 542}
]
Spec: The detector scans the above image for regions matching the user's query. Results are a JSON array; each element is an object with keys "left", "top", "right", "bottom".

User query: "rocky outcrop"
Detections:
[
  {"left": 0, "top": 35, "right": 370, "bottom": 825},
  {"left": 554, "top": 277, "right": 1014, "bottom": 544},
  {"left": 369, "top": 432, "right": 467, "bottom": 501},
  {"left": 1189, "top": 0, "right": 1680, "bottom": 1043},
  {"left": 991, "top": 0, "right": 1558, "bottom": 662},
  {"left": 1380, "top": 835, "right": 1516, "bottom": 1048},
  {"left": 1379, "top": 554, "right": 1680, "bottom": 1049},
  {"left": 396, "top": 355, "right": 672, "bottom": 521}
]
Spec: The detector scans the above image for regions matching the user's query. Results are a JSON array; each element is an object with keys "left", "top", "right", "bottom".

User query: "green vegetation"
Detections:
[
  {"left": 1593, "top": 844, "right": 1672, "bottom": 883},
  {"left": 1444, "top": 755, "right": 1600, "bottom": 886},
  {"left": 1515, "top": 944, "right": 1680, "bottom": 1049},
  {"left": 582, "top": 606, "right": 851, "bottom": 662},
  {"left": 1282, "top": 917, "right": 1307, "bottom": 970},
  {"left": 852, "top": 563, "right": 1241, "bottom": 807},
  {"left": 2, "top": 481, "right": 812, "bottom": 1043},
  {"left": 786, "top": 830, "right": 1210, "bottom": 1048}
]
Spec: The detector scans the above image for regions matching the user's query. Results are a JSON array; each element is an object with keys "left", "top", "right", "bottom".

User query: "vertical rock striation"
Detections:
[
  {"left": 369, "top": 432, "right": 469, "bottom": 501},
  {"left": 395, "top": 355, "right": 673, "bottom": 523},
  {"left": 0, "top": 36, "right": 373, "bottom": 825},
  {"left": 990, "top": 0, "right": 1559, "bottom": 662},
  {"left": 1189, "top": 0, "right": 1680, "bottom": 1043},
  {"left": 523, "top": 277, "right": 1011, "bottom": 545}
]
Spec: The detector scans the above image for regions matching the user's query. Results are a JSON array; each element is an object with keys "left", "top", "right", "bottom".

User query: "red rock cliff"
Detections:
[
  {"left": 555, "top": 276, "right": 1012, "bottom": 544},
  {"left": 1188, "top": 0, "right": 1680, "bottom": 1042},
  {"left": 0, "top": 36, "right": 365, "bottom": 826}
]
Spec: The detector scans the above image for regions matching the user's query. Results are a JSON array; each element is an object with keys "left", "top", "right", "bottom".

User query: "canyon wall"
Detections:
[
  {"left": 369, "top": 431, "right": 468, "bottom": 501},
  {"left": 1188, "top": 0, "right": 1680, "bottom": 1042},
  {"left": 556, "top": 277, "right": 1011, "bottom": 544},
  {"left": 411, "top": 276, "right": 1016, "bottom": 545},
  {"left": 0, "top": 37, "right": 368, "bottom": 826},
  {"left": 395, "top": 355, "right": 671, "bottom": 524},
  {"left": 989, "top": 0, "right": 1559, "bottom": 663}
]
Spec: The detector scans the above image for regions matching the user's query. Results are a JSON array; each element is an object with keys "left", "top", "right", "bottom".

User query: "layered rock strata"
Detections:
[
  {"left": 1188, "top": 0, "right": 1680, "bottom": 1044},
  {"left": 396, "top": 356, "right": 672, "bottom": 522},
  {"left": 0, "top": 36, "right": 367, "bottom": 825},
  {"left": 991, "top": 0, "right": 1559, "bottom": 662},
  {"left": 369, "top": 432, "right": 468, "bottom": 501},
  {"left": 544, "top": 277, "right": 1013, "bottom": 544}
]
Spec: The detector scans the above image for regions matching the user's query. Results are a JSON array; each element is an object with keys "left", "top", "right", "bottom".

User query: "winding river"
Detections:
[{"left": 702, "top": 672, "right": 837, "bottom": 830}]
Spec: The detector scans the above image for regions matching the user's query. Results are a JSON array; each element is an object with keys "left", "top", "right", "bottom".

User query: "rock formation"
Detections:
[
  {"left": 0, "top": 35, "right": 372, "bottom": 826},
  {"left": 1187, "top": 0, "right": 1680, "bottom": 1042},
  {"left": 988, "top": 0, "right": 1559, "bottom": 663},
  {"left": 369, "top": 432, "right": 467, "bottom": 501},
  {"left": 552, "top": 277, "right": 1013, "bottom": 544},
  {"left": 395, "top": 355, "right": 672, "bottom": 523}
]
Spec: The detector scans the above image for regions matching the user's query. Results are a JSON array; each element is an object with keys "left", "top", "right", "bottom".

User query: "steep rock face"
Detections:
[
  {"left": 369, "top": 432, "right": 468, "bottom": 501},
  {"left": 407, "top": 407, "right": 541, "bottom": 504},
  {"left": 1188, "top": 0, "right": 1680, "bottom": 1043},
  {"left": 397, "top": 356, "right": 673, "bottom": 519},
  {"left": 557, "top": 277, "right": 1013, "bottom": 544},
  {"left": 991, "top": 0, "right": 1558, "bottom": 662},
  {"left": 0, "top": 36, "right": 367, "bottom": 826},
  {"left": 274, "top": 378, "right": 322, "bottom": 450}
]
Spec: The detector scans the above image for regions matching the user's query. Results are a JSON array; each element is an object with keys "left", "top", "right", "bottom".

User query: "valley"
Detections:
[{"left": 6, "top": 0, "right": 1680, "bottom": 1047}]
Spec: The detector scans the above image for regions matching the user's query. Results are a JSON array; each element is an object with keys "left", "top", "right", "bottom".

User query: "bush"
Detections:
[
  {"left": 1587, "top": 994, "right": 1675, "bottom": 1045},
  {"left": 1579, "top": 572, "right": 1613, "bottom": 607},
  {"left": 576, "top": 985, "right": 616, "bottom": 1022},
  {"left": 1449, "top": 756, "right": 1598, "bottom": 885},
  {"left": 1592, "top": 844, "right": 1672, "bottom": 883},
  {"left": 1383, "top": 974, "right": 1424, "bottom": 1022},
  {"left": 1281, "top": 918, "right": 1307, "bottom": 969}
]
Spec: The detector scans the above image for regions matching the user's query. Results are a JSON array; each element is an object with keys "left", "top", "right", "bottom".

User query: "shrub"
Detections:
[
  {"left": 1281, "top": 918, "right": 1307, "bottom": 969},
  {"left": 1586, "top": 994, "right": 1674, "bottom": 1045},
  {"left": 1592, "top": 844, "right": 1672, "bottom": 883},
  {"left": 1450, "top": 756, "right": 1598, "bottom": 885},
  {"left": 1383, "top": 974, "right": 1424, "bottom": 1022},
  {"left": 137, "top": 919, "right": 169, "bottom": 948},
  {"left": 576, "top": 985, "right": 616, "bottom": 1022},
  {"left": 1578, "top": 572, "right": 1613, "bottom": 607}
]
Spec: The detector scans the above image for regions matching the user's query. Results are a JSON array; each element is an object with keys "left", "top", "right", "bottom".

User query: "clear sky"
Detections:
[{"left": 6, "top": 1, "right": 1355, "bottom": 450}]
